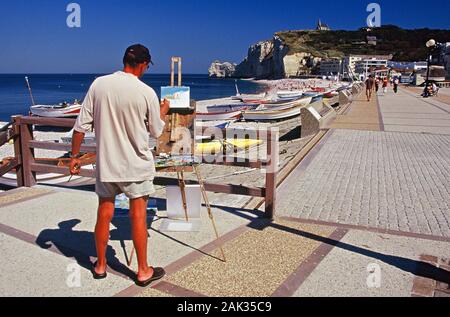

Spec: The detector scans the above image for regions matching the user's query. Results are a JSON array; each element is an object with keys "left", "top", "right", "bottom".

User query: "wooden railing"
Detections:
[
  {"left": 11, "top": 115, "right": 279, "bottom": 219},
  {"left": 0, "top": 122, "right": 20, "bottom": 179}
]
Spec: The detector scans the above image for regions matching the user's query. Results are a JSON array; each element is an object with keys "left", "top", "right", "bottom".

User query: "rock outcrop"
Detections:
[
  {"left": 233, "top": 36, "right": 322, "bottom": 79},
  {"left": 208, "top": 61, "right": 236, "bottom": 78},
  {"left": 233, "top": 40, "right": 277, "bottom": 79}
]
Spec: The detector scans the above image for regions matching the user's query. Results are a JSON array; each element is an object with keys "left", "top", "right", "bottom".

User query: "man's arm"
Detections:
[
  {"left": 69, "top": 82, "right": 95, "bottom": 175},
  {"left": 70, "top": 131, "right": 85, "bottom": 175},
  {"left": 147, "top": 95, "right": 170, "bottom": 139},
  {"left": 160, "top": 99, "right": 170, "bottom": 121}
]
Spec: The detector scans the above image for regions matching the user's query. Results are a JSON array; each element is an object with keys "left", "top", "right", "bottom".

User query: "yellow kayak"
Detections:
[{"left": 196, "top": 139, "right": 263, "bottom": 154}]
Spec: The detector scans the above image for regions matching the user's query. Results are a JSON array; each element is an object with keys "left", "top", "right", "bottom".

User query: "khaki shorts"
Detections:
[{"left": 96, "top": 180, "right": 155, "bottom": 199}]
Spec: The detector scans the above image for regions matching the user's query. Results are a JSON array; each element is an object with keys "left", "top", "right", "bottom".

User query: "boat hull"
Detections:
[
  {"left": 30, "top": 104, "right": 82, "bottom": 118},
  {"left": 196, "top": 110, "right": 243, "bottom": 121},
  {"left": 206, "top": 104, "right": 258, "bottom": 113},
  {"left": 263, "top": 96, "right": 312, "bottom": 109},
  {"left": 243, "top": 105, "right": 304, "bottom": 121}
]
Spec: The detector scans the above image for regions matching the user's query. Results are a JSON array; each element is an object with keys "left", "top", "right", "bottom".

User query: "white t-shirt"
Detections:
[{"left": 74, "top": 71, "right": 166, "bottom": 182}]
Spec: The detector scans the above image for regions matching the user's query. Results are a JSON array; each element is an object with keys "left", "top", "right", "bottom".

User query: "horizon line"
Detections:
[{"left": 0, "top": 73, "right": 209, "bottom": 75}]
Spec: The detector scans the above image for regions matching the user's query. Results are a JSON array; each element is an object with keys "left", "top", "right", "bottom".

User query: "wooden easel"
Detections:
[
  {"left": 170, "top": 57, "right": 189, "bottom": 222},
  {"left": 167, "top": 57, "right": 225, "bottom": 261},
  {"left": 171, "top": 56, "right": 182, "bottom": 87},
  {"left": 157, "top": 163, "right": 226, "bottom": 263}
]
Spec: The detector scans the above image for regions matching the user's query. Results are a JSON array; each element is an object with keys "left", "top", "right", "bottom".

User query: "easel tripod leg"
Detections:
[
  {"left": 194, "top": 165, "right": 227, "bottom": 262},
  {"left": 177, "top": 171, "right": 189, "bottom": 222}
]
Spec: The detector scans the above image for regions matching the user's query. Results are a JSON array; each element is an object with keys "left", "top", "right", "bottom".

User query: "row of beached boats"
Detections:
[
  {"left": 196, "top": 85, "right": 346, "bottom": 122},
  {"left": 26, "top": 72, "right": 350, "bottom": 123},
  {"left": 28, "top": 88, "right": 341, "bottom": 121}
]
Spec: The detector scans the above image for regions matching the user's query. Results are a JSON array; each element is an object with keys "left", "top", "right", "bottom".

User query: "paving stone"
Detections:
[
  {"left": 277, "top": 129, "right": 450, "bottom": 238},
  {"left": 411, "top": 278, "right": 435, "bottom": 297}
]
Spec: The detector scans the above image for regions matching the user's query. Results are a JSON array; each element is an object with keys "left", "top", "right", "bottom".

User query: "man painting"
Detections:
[{"left": 70, "top": 44, "right": 170, "bottom": 287}]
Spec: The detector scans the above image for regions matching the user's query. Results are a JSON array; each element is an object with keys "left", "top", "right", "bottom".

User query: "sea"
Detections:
[{"left": 0, "top": 74, "right": 264, "bottom": 122}]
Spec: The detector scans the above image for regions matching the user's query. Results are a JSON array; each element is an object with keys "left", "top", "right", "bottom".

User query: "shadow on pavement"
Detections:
[
  {"left": 247, "top": 220, "right": 450, "bottom": 285},
  {"left": 36, "top": 219, "right": 136, "bottom": 280}
]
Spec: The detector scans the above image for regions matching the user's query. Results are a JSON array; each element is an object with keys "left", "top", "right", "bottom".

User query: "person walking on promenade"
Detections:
[
  {"left": 382, "top": 77, "right": 388, "bottom": 94},
  {"left": 365, "top": 75, "right": 375, "bottom": 102},
  {"left": 393, "top": 77, "right": 399, "bottom": 94},
  {"left": 375, "top": 77, "right": 380, "bottom": 93},
  {"left": 70, "top": 44, "right": 170, "bottom": 287}
]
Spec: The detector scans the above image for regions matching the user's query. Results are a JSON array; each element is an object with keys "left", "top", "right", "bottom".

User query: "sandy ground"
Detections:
[{"left": 0, "top": 123, "right": 71, "bottom": 160}]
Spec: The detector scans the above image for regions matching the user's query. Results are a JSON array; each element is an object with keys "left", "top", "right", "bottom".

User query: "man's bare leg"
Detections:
[
  {"left": 129, "top": 196, "right": 154, "bottom": 282},
  {"left": 95, "top": 197, "right": 115, "bottom": 275}
]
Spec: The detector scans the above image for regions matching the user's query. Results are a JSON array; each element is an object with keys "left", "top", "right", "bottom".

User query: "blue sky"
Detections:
[{"left": 0, "top": 0, "right": 449, "bottom": 74}]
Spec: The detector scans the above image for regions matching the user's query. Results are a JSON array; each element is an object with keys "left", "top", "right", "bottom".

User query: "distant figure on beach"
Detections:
[
  {"left": 432, "top": 82, "right": 439, "bottom": 96},
  {"left": 70, "top": 44, "right": 170, "bottom": 287},
  {"left": 393, "top": 77, "right": 399, "bottom": 94},
  {"left": 365, "top": 75, "right": 375, "bottom": 102},
  {"left": 375, "top": 77, "right": 380, "bottom": 93}
]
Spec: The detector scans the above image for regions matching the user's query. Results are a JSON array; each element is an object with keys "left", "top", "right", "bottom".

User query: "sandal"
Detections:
[
  {"left": 92, "top": 261, "right": 107, "bottom": 280},
  {"left": 136, "top": 267, "right": 166, "bottom": 287}
]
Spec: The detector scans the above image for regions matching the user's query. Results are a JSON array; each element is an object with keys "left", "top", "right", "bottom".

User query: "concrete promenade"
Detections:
[
  {"left": 0, "top": 86, "right": 449, "bottom": 297},
  {"left": 277, "top": 87, "right": 450, "bottom": 296}
]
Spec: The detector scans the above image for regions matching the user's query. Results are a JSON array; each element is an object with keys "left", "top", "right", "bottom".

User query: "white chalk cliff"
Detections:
[{"left": 212, "top": 36, "right": 322, "bottom": 79}]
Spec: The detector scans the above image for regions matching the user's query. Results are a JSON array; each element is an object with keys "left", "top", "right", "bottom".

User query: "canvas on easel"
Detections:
[{"left": 157, "top": 57, "right": 196, "bottom": 172}]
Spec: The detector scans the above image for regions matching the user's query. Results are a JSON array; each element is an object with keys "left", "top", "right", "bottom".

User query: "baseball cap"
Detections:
[{"left": 123, "top": 44, "right": 154, "bottom": 66}]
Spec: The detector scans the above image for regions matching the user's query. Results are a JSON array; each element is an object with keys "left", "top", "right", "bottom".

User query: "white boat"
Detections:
[
  {"left": 277, "top": 90, "right": 304, "bottom": 100},
  {"left": 30, "top": 101, "right": 82, "bottom": 118},
  {"left": 206, "top": 103, "right": 258, "bottom": 113},
  {"left": 262, "top": 96, "right": 312, "bottom": 109},
  {"left": 243, "top": 104, "right": 305, "bottom": 121},
  {"left": 232, "top": 80, "right": 267, "bottom": 101},
  {"left": 196, "top": 110, "right": 243, "bottom": 121}
]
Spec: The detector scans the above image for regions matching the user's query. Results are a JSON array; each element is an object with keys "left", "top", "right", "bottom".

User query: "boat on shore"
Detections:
[
  {"left": 206, "top": 103, "right": 258, "bottom": 113},
  {"left": 243, "top": 104, "right": 305, "bottom": 122},
  {"left": 30, "top": 101, "right": 82, "bottom": 118},
  {"left": 196, "top": 109, "right": 243, "bottom": 121},
  {"left": 262, "top": 96, "right": 312, "bottom": 109},
  {"left": 277, "top": 90, "right": 304, "bottom": 100},
  {"left": 196, "top": 138, "right": 262, "bottom": 154}
]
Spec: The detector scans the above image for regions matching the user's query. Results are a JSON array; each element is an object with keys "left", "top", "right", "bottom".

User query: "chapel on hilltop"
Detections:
[{"left": 317, "top": 19, "right": 331, "bottom": 31}]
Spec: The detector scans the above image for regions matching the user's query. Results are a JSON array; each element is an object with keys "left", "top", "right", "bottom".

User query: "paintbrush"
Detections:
[{"left": 68, "top": 164, "right": 80, "bottom": 183}]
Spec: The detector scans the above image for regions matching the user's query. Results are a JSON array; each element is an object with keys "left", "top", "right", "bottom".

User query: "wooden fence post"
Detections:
[
  {"left": 12, "top": 116, "right": 24, "bottom": 187},
  {"left": 265, "top": 129, "right": 279, "bottom": 220},
  {"left": 19, "top": 120, "right": 36, "bottom": 187}
]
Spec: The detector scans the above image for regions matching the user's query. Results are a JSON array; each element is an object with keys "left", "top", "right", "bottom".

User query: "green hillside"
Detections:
[{"left": 276, "top": 25, "right": 450, "bottom": 61}]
